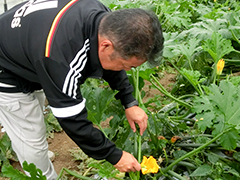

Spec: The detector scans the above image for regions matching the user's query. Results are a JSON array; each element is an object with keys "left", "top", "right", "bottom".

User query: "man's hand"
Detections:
[
  {"left": 125, "top": 106, "right": 148, "bottom": 135},
  {"left": 114, "top": 151, "right": 141, "bottom": 172}
]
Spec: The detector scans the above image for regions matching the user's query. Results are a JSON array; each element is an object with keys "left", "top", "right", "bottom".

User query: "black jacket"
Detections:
[{"left": 0, "top": 0, "right": 136, "bottom": 164}]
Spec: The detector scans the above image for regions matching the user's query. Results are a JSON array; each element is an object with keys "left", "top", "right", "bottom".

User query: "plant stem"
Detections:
[
  {"left": 213, "top": 64, "right": 217, "bottom": 84},
  {"left": 98, "top": 125, "right": 107, "bottom": 137},
  {"left": 137, "top": 134, "right": 141, "bottom": 180},
  {"left": 56, "top": 168, "right": 95, "bottom": 180},
  {"left": 83, "top": 167, "right": 93, "bottom": 176},
  {"left": 169, "top": 109, "right": 192, "bottom": 120},
  {"left": 150, "top": 75, "right": 192, "bottom": 108},
  {"left": 169, "top": 61, "right": 204, "bottom": 95},
  {"left": 175, "top": 143, "right": 219, "bottom": 148},
  {"left": 167, "top": 170, "right": 188, "bottom": 180},
  {"left": 203, "top": 151, "right": 232, "bottom": 163},
  {"left": 168, "top": 160, "right": 196, "bottom": 169},
  {"left": 138, "top": 135, "right": 141, "bottom": 163},
  {"left": 224, "top": 58, "right": 240, "bottom": 62},
  {"left": 161, "top": 128, "right": 232, "bottom": 174},
  {"left": 129, "top": 172, "right": 138, "bottom": 180},
  {"left": 134, "top": 134, "right": 138, "bottom": 158},
  {"left": 131, "top": 68, "right": 142, "bottom": 180},
  {"left": 146, "top": 121, "right": 159, "bottom": 151},
  {"left": 163, "top": 148, "right": 168, "bottom": 166},
  {"left": 151, "top": 112, "right": 158, "bottom": 137},
  {"left": 178, "top": 94, "right": 197, "bottom": 100},
  {"left": 230, "top": 29, "right": 240, "bottom": 45}
]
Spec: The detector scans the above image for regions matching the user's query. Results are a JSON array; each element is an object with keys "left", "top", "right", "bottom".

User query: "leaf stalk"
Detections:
[
  {"left": 160, "top": 128, "right": 232, "bottom": 175},
  {"left": 150, "top": 74, "right": 192, "bottom": 109}
]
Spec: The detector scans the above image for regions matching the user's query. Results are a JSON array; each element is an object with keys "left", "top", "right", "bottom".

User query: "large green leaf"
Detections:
[
  {"left": 192, "top": 96, "right": 213, "bottom": 113},
  {"left": 162, "top": 32, "right": 182, "bottom": 59},
  {"left": 165, "top": 10, "right": 191, "bottom": 29},
  {"left": 223, "top": 10, "right": 240, "bottom": 40},
  {"left": 179, "top": 19, "right": 228, "bottom": 41},
  {"left": 81, "top": 81, "right": 117, "bottom": 127},
  {"left": 85, "top": 87, "right": 116, "bottom": 126},
  {"left": 218, "top": 129, "right": 240, "bottom": 150},
  {"left": 22, "top": 161, "right": 46, "bottom": 180},
  {"left": 194, "top": 80, "right": 240, "bottom": 128},
  {"left": 190, "top": 164, "right": 213, "bottom": 176},
  {"left": 178, "top": 38, "right": 202, "bottom": 61},
  {"left": 180, "top": 68, "right": 206, "bottom": 87},
  {"left": 192, "top": 80, "right": 240, "bottom": 150},
  {"left": 209, "top": 81, "right": 240, "bottom": 126},
  {"left": 202, "top": 32, "right": 235, "bottom": 62},
  {"left": 195, "top": 111, "right": 215, "bottom": 132},
  {"left": 88, "top": 161, "right": 121, "bottom": 180},
  {"left": 2, "top": 164, "right": 30, "bottom": 180},
  {"left": 2, "top": 161, "right": 46, "bottom": 180}
]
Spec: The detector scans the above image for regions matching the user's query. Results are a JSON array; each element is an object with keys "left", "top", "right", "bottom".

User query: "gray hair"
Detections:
[{"left": 99, "top": 8, "right": 164, "bottom": 66}]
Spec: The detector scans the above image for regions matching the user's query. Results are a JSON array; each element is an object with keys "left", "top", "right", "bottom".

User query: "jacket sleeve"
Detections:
[
  {"left": 35, "top": 58, "right": 122, "bottom": 165},
  {"left": 102, "top": 70, "right": 137, "bottom": 107},
  {"left": 56, "top": 108, "right": 123, "bottom": 165}
]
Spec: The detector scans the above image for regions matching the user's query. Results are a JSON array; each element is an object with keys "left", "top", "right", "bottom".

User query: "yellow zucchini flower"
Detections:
[
  {"left": 141, "top": 156, "right": 160, "bottom": 175},
  {"left": 216, "top": 59, "right": 225, "bottom": 75}
]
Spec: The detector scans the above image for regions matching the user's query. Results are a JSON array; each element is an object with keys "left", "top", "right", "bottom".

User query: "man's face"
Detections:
[
  {"left": 102, "top": 55, "right": 146, "bottom": 71},
  {"left": 98, "top": 36, "right": 146, "bottom": 71}
]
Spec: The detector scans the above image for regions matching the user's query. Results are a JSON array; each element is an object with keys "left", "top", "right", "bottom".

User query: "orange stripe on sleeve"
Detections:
[{"left": 45, "top": 0, "right": 78, "bottom": 57}]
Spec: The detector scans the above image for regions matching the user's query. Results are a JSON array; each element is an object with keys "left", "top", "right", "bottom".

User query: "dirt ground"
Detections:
[
  {"left": 0, "top": 72, "right": 176, "bottom": 179},
  {"left": 48, "top": 132, "right": 80, "bottom": 174}
]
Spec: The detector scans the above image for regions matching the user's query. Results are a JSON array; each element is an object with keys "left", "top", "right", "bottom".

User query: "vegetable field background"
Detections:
[
  {"left": 0, "top": 0, "right": 24, "bottom": 14},
  {"left": 1, "top": 0, "right": 240, "bottom": 179}
]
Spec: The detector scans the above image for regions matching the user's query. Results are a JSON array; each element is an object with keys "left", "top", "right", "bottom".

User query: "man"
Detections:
[{"left": 0, "top": 0, "right": 164, "bottom": 179}]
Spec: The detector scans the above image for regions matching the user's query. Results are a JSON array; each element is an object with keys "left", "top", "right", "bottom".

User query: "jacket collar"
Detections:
[{"left": 87, "top": 11, "right": 109, "bottom": 78}]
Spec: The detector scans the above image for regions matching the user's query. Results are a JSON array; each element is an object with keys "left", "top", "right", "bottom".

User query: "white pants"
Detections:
[{"left": 0, "top": 91, "right": 57, "bottom": 180}]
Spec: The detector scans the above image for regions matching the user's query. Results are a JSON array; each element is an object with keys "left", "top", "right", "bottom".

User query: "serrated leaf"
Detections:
[
  {"left": 203, "top": 9, "right": 223, "bottom": 20},
  {"left": 202, "top": 32, "right": 235, "bottom": 62},
  {"left": 190, "top": 164, "right": 213, "bottom": 176},
  {"left": 193, "top": 80, "right": 240, "bottom": 150},
  {"left": 229, "top": 76, "right": 240, "bottom": 86},
  {"left": 178, "top": 38, "right": 201, "bottom": 61},
  {"left": 218, "top": 129, "right": 240, "bottom": 150},
  {"left": 207, "top": 153, "right": 219, "bottom": 164},
  {"left": 139, "top": 68, "right": 155, "bottom": 82},
  {"left": 195, "top": 111, "right": 215, "bottom": 131},
  {"left": 22, "top": 161, "right": 46, "bottom": 180},
  {"left": 209, "top": 81, "right": 240, "bottom": 126},
  {"left": 0, "top": 133, "right": 12, "bottom": 156},
  {"left": 180, "top": 27, "right": 212, "bottom": 41},
  {"left": 88, "top": 161, "right": 120, "bottom": 179},
  {"left": 0, "top": 133, "right": 13, "bottom": 166},
  {"left": 192, "top": 96, "right": 213, "bottom": 113},
  {"left": 2, "top": 164, "right": 30, "bottom": 180},
  {"left": 165, "top": 10, "right": 191, "bottom": 29},
  {"left": 162, "top": 32, "right": 182, "bottom": 59},
  {"left": 180, "top": 68, "right": 205, "bottom": 87},
  {"left": 82, "top": 86, "right": 116, "bottom": 126},
  {"left": 212, "top": 114, "right": 225, "bottom": 136},
  {"left": 179, "top": 19, "right": 228, "bottom": 41}
]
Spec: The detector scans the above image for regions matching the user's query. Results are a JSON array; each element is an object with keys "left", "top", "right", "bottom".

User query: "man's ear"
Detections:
[{"left": 98, "top": 36, "right": 114, "bottom": 55}]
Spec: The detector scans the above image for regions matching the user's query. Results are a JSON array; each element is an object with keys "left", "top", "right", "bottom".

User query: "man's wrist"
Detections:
[
  {"left": 124, "top": 100, "right": 139, "bottom": 109},
  {"left": 106, "top": 148, "right": 123, "bottom": 165}
]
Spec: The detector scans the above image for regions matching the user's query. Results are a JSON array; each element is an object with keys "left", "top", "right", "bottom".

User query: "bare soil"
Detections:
[
  {"left": 48, "top": 131, "right": 80, "bottom": 174},
  {"left": 0, "top": 72, "right": 176, "bottom": 179}
]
